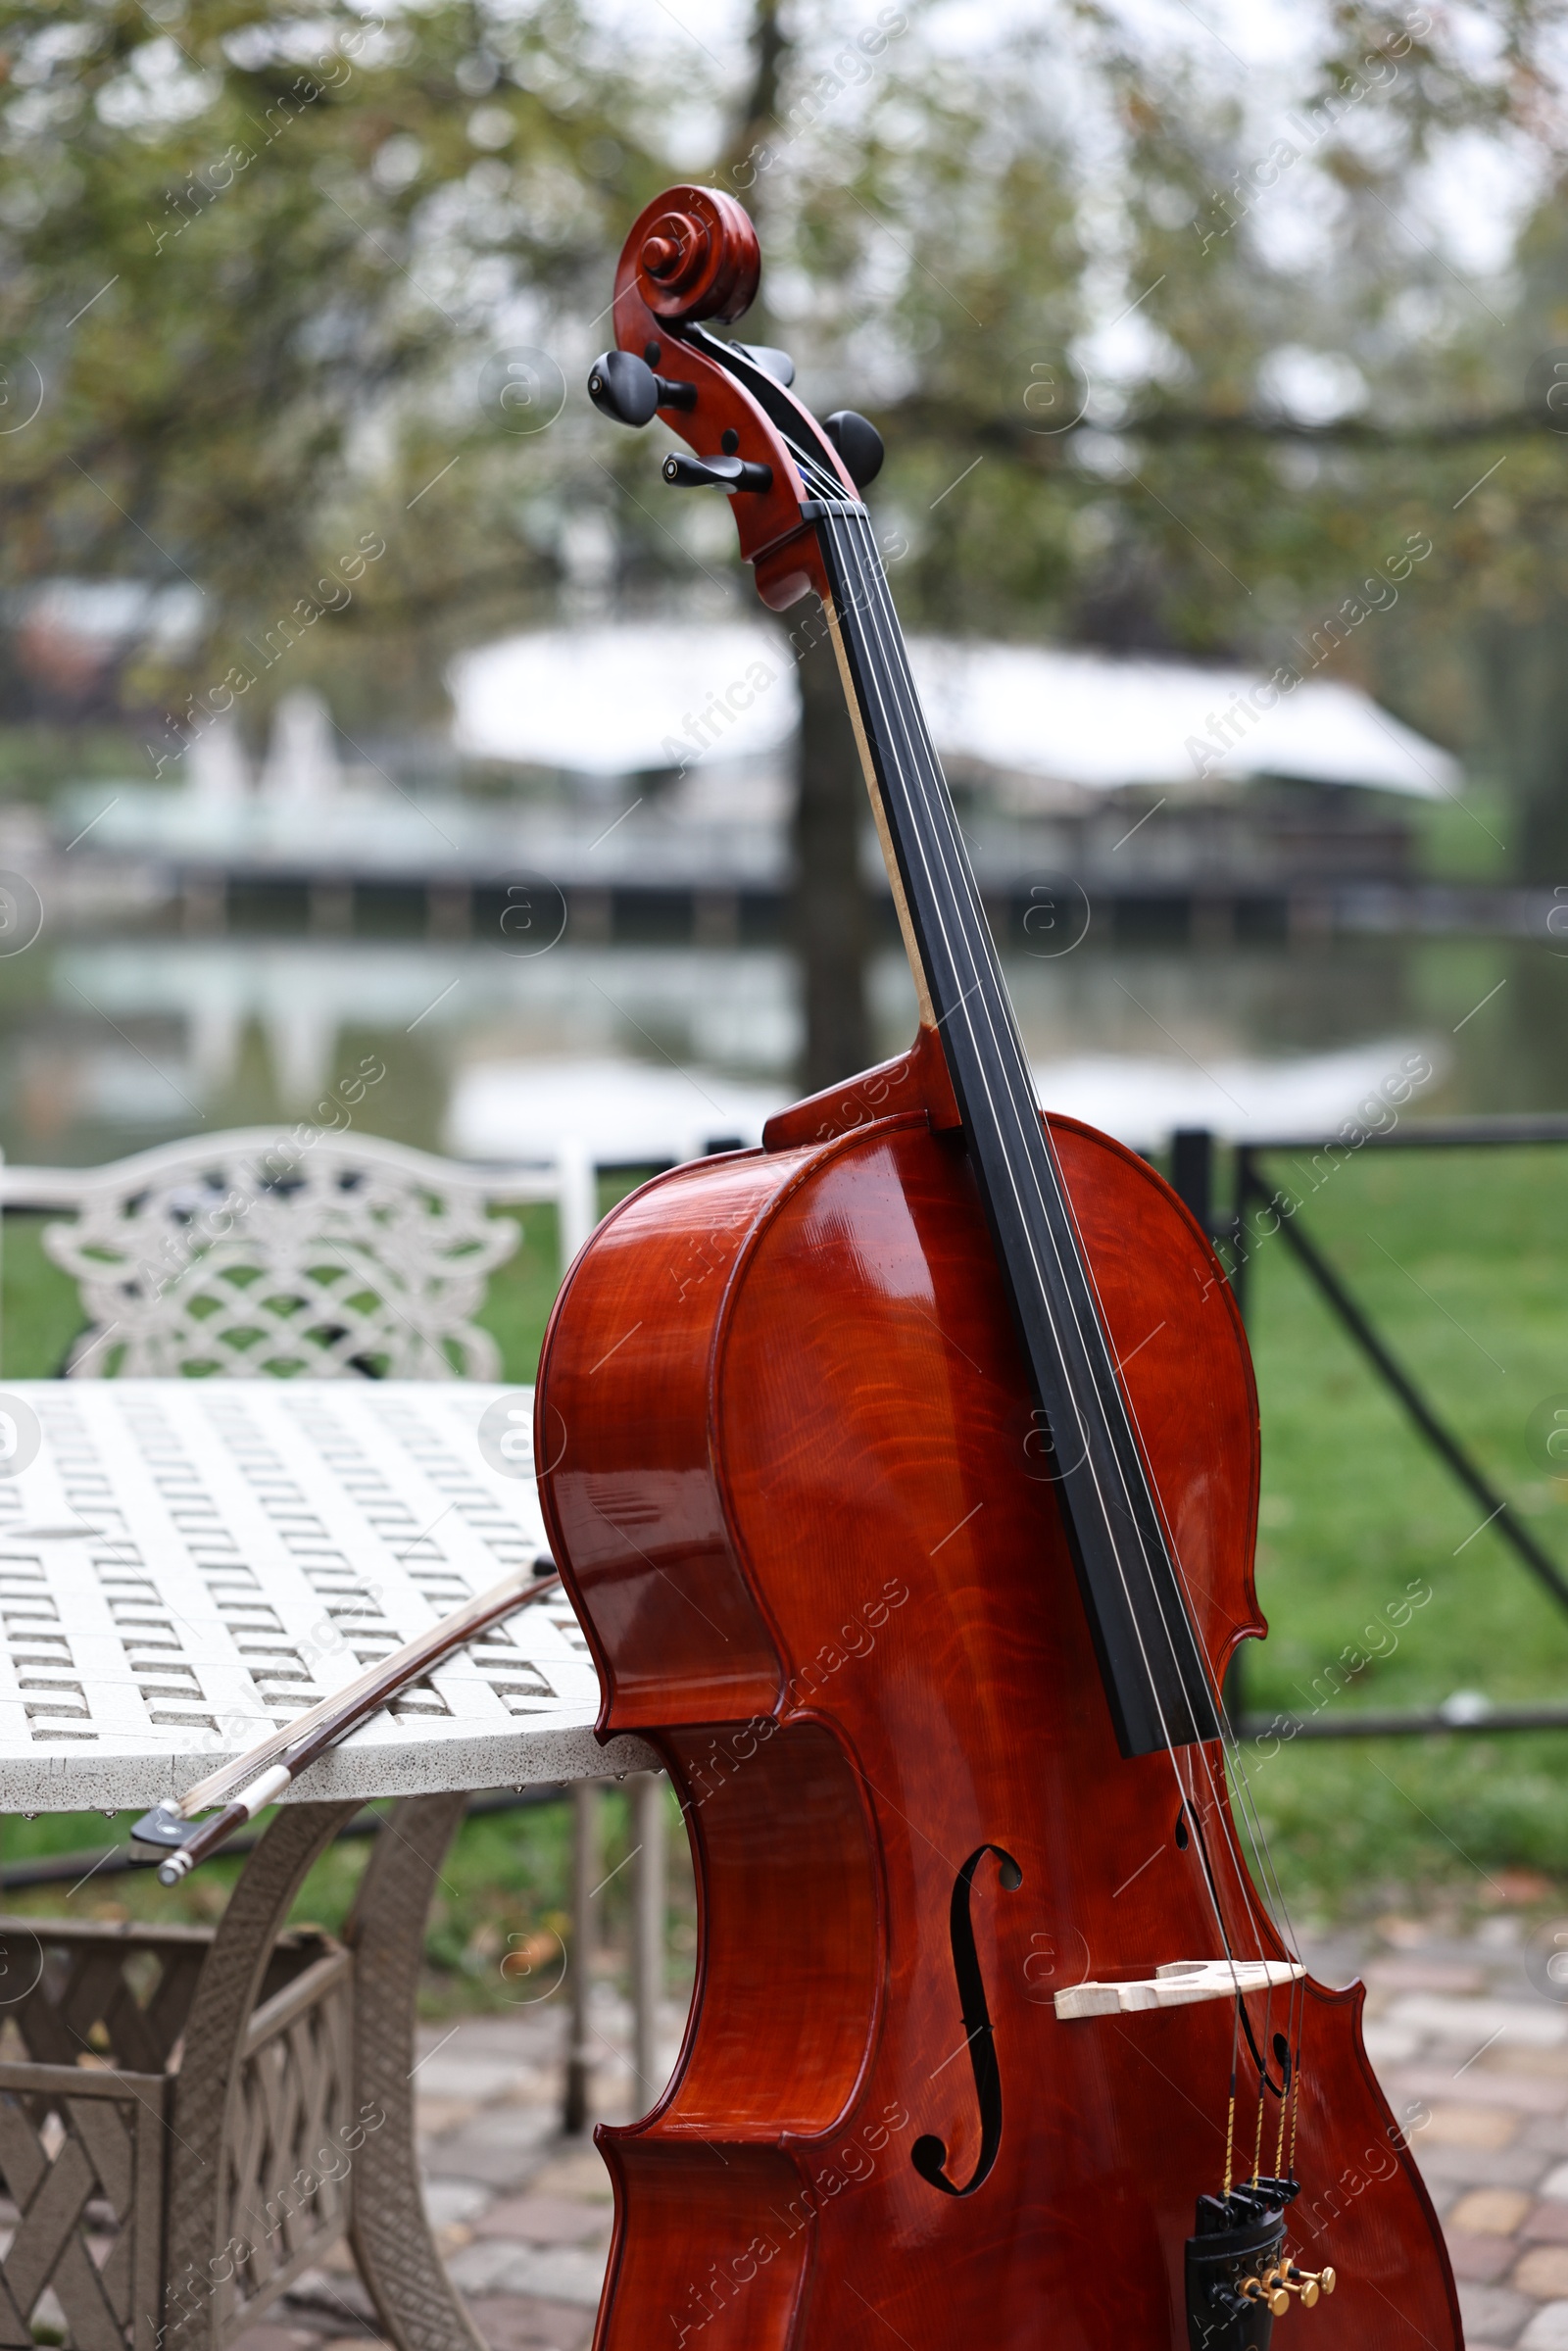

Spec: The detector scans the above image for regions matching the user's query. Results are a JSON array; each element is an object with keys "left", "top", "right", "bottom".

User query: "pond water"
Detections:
[{"left": 1, "top": 920, "right": 1565, "bottom": 1171}]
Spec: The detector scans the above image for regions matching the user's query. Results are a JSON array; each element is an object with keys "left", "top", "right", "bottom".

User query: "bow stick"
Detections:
[{"left": 131, "top": 1562, "right": 563, "bottom": 1885}]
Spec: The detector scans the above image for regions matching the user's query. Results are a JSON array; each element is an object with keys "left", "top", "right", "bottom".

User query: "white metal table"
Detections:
[{"left": 0, "top": 1380, "right": 651, "bottom": 2351}]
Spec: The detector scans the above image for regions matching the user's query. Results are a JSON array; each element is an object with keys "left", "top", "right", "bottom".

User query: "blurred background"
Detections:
[{"left": 3, "top": 0, "right": 1568, "bottom": 1973}]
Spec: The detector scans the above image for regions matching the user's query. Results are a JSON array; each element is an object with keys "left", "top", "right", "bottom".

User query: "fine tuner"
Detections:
[
  {"left": 588, "top": 343, "right": 885, "bottom": 489},
  {"left": 1237, "top": 2263, "right": 1338, "bottom": 2318}
]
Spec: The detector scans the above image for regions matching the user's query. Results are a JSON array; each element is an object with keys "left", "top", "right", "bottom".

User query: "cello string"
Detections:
[
  {"left": 841, "top": 510, "right": 1229, "bottom": 1740},
  {"left": 825, "top": 508, "right": 1251, "bottom": 1964},
  {"left": 825, "top": 502, "right": 1301, "bottom": 2084},
  {"left": 836, "top": 515, "right": 1308, "bottom": 1959},
  {"left": 835, "top": 502, "right": 1311, "bottom": 2137},
  {"left": 834, "top": 505, "right": 1318, "bottom": 2159},
  {"left": 827, "top": 508, "right": 1217, "bottom": 1757},
  {"left": 764, "top": 357, "right": 1307, "bottom": 2161}
]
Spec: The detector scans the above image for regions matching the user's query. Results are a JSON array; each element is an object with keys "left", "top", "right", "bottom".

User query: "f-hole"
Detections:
[{"left": 912, "top": 1842, "right": 1022, "bottom": 2198}]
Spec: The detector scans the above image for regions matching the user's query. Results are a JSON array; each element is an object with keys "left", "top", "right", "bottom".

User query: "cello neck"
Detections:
[{"left": 810, "top": 497, "right": 1219, "bottom": 1759}]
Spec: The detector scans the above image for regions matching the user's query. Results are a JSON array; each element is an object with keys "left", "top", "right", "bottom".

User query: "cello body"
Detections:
[{"left": 537, "top": 1032, "right": 1460, "bottom": 2351}]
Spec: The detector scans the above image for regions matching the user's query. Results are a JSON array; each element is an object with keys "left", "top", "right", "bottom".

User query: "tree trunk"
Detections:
[{"left": 792, "top": 606, "right": 872, "bottom": 1093}]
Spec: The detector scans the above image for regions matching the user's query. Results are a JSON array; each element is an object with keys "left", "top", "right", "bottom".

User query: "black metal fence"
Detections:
[{"left": 1169, "top": 1115, "right": 1568, "bottom": 1742}]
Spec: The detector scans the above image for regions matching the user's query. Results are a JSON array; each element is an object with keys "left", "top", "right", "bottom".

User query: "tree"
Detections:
[{"left": 1, "top": 0, "right": 1566, "bottom": 909}]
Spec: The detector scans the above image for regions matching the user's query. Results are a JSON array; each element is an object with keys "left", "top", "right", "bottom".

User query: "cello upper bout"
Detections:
[
  {"left": 763, "top": 1023, "right": 962, "bottom": 1151},
  {"left": 1047, "top": 1111, "right": 1266, "bottom": 1667}
]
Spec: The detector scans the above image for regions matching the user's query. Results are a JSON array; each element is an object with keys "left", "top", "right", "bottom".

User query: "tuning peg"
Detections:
[
  {"left": 587, "top": 350, "right": 698, "bottom": 428},
  {"left": 824, "top": 409, "right": 884, "bottom": 489},
  {"left": 1239, "top": 2276, "right": 1290, "bottom": 2318},
  {"left": 1285, "top": 2264, "right": 1336, "bottom": 2304},
  {"left": 662, "top": 451, "right": 773, "bottom": 494},
  {"left": 735, "top": 342, "right": 795, "bottom": 385}
]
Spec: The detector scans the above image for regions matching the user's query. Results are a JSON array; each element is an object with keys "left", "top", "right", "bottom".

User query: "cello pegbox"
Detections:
[{"left": 605, "top": 182, "right": 859, "bottom": 611}]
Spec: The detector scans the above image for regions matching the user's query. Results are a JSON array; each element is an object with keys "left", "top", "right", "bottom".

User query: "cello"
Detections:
[{"left": 539, "top": 184, "right": 1460, "bottom": 2351}]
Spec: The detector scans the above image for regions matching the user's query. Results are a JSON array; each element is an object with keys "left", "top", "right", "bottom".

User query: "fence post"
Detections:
[
  {"left": 556, "top": 1141, "right": 598, "bottom": 1270},
  {"left": 1171, "top": 1129, "right": 1253, "bottom": 1726},
  {"left": 1170, "top": 1128, "right": 1214, "bottom": 1236},
  {"left": 563, "top": 1779, "right": 600, "bottom": 2134},
  {"left": 630, "top": 1772, "right": 666, "bottom": 2114}
]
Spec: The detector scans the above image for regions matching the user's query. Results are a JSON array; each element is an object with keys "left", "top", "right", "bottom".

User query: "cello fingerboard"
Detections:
[{"left": 810, "top": 497, "right": 1219, "bottom": 1759}]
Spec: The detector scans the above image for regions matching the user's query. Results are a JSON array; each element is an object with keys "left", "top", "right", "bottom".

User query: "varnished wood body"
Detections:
[{"left": 536, "top": 1054, "right": 1460, "bottom": 2351}]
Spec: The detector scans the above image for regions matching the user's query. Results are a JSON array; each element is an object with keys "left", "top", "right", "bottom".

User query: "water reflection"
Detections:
[{"left": 2, "top": 927, "right": 1566, "bottom": 1169}]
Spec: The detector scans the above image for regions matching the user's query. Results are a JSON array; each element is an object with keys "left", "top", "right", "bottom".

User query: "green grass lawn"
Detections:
[
  {"left": 1, "top": 1145, "right": 1564, "bottom": 1987},
  {"left": 1234, "top": 1140, "right": 1568, "bottom": 1924}
]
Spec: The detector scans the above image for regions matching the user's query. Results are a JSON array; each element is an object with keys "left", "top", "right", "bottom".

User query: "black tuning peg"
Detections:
[
  {"left": 587, "top": 349, "right": 697, "bottom": 428},
  {"left": 735, "top": 343, "right": 796, "bottom": 386},
  {"left": 824, "top": 409, "right": 884, "bottom": 489},
  {"left": 662, "top": 451, "right": 773, "bottom": 494}
]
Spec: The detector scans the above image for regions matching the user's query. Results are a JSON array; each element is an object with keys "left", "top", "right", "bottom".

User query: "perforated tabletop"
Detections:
[{"left": 0, "top": 1381, "right": 652, "bottom": 1811}]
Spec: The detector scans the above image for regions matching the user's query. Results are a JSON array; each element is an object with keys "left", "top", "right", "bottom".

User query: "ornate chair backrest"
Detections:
[{"left": 27, "top": 1129, "right": 538, "bottom": 1380}]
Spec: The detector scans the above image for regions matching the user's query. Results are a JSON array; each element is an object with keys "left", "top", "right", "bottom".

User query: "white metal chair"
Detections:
[{"left": 3, "top": 1128, "right": 568, "bottom": 1380}]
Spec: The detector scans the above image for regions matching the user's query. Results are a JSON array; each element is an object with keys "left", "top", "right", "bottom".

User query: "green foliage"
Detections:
[{"left": 1, "top": 0, "right": 1564, "bottom": 854}]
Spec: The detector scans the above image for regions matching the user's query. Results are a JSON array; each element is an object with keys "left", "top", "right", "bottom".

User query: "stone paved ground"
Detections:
[{"left": 236, "top": 1909, "right": 1568, "bottom": 2351}]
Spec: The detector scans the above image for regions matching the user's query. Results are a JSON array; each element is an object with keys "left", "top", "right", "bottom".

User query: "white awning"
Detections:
[{"left": 448, "top": 622, "right": 1456, "bottom": 801}]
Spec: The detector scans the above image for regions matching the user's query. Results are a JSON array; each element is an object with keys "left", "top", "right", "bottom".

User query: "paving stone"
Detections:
[
  {"left": 282, "top": 2272, "right": 377, "bottom": 2327},
  {"left": 1360, "top": 2022, "right": 1421, "bottom": 2065},
  {"left": 1516, "top": 2249, "right": 1568, "bottom": 2301},
  {"left": 1426, "top": 2105, "right": 1522, "bottom": 2149},
  {"left": 1446, "top": 2231, "right": 1520, "bottom": 2283},
  {"left": 433, "top": 2120, "right": 556, "bottom": 2190},
  {"left": 1525, "top": 2204, "right": 1568, "bottom": 2244},
  {"left": 1388, "top": 1997, "right": 1568, "bottom": 2049},
  {"left": 1450, "top": 2190, "right": 1537, "bottom": 2235},
  {"left": 473, "top": 2196, "right": 610, "bottom": 2244},
  {"left": 448, "top": 2242, "right": 608, "bottom": 2308},
  {"left": 1367, "top": 1960, "right": 1489, "bottom": 1993},
  {"left": 448, "top": 2241, "right": 537, "bottom": 2295},
  {"left": 464, "top": 2294, "right": 596, "bottom": 2351},
  {"left": 423, "top": 2180, "right": 496, "bottom": 2229},
  {"left": 1459, "top": 2281, "right": 1534, "bottom": 2342},
  {"left": 1392, "top": 2070, "right": 1568, "bottom": 2118},
  {"left": 527, "top": 2149, "right": 615, "bottom": 2202},
  {"left": 416, "top": 2097, "right": 478, "bottom": 2138},
  {"left": 413, "top": 2057, "right": 539, "bottom": 2101},
  {"left": 1522, "top": 2303, "right": 1568, "bottom": 2349},
  {"left": 1525, "top": 2122, "right": 1568, "bottom": 2158},
  {"left": 1417, "top": 2142, "right": 1553, "bottom": 2190},
  {"left": 1497, "top": 2051, "right": 1568, "bottom": 2082}
]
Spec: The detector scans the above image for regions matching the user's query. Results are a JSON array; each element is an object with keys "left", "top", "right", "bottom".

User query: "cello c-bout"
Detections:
[{"left": 538, "top": 187, "right": 1460, "bottom": 2351}]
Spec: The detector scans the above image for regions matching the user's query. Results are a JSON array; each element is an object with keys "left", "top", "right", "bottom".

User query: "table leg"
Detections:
[
  {"left": 562, "top": 1780, "right": 600, "bottom": 2136},
  {"left": 344, "top": 1792, "right": 487, "bottom": 2351},
  {"left": 164, "top": 1799, "right": 359, "bottom": 2351},
  {"left": 630, "top": 1771, "right": 666, "bottom": 2113}
]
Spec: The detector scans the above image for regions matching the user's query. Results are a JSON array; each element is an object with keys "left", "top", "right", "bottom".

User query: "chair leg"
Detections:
[
  {"left": 164, "top": 1800, "right": 360, "bottom": 2351},
  {"left": 562, "top": 1779, "right": 600, "bottom": 2135},
  {"left": 344, "top": 1791, "right": 487, "bottom": 2351},
  {"left": 630, "top": 1771, "right": 666, "bottom": 2115}
]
